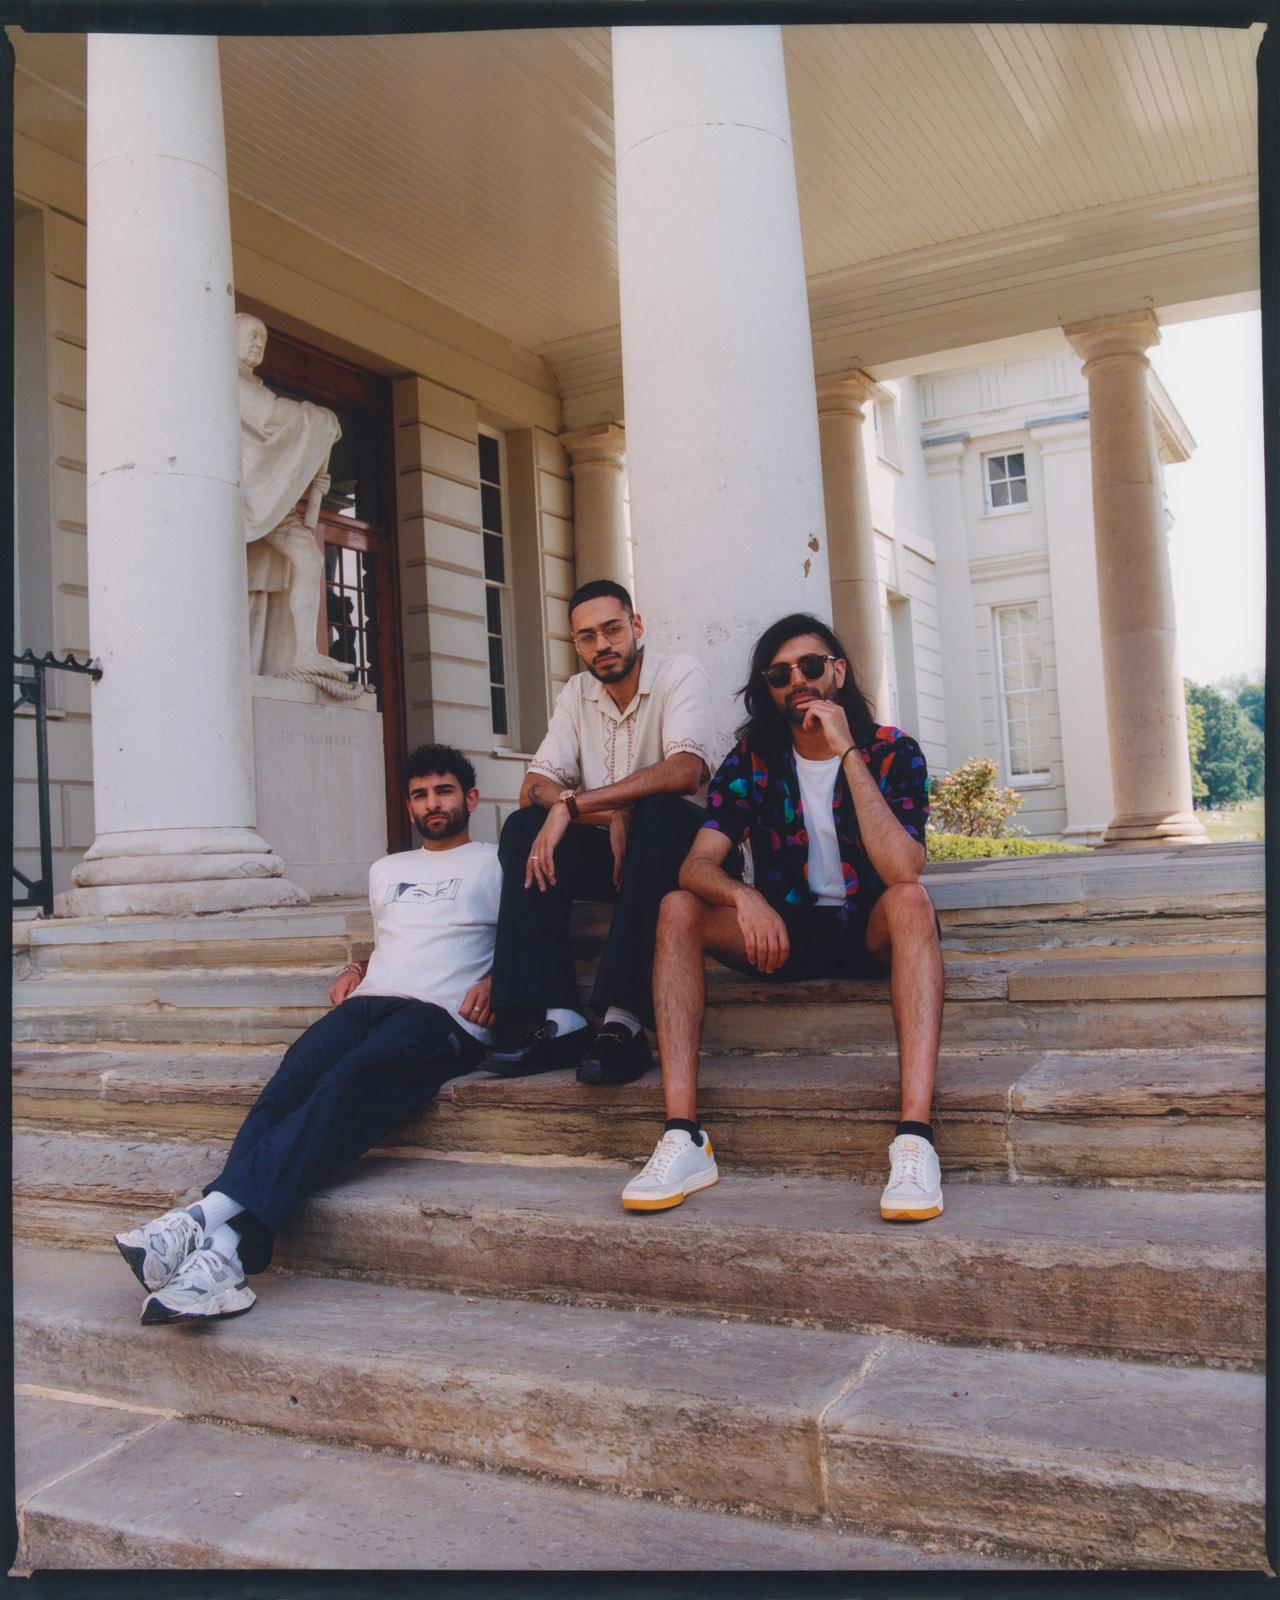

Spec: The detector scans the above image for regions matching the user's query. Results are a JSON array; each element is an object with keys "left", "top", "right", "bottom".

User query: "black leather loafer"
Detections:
[
  {"left": 576, "top": 1023, "right": 654, "bottom": 1086},
  {"left": 485, "top": 1022, "right": 592, "bottom": 1078}
]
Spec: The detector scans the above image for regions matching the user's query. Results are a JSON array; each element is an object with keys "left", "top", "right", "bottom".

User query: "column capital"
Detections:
[
  {"left": 816, "top": 369, "right": 877, "bottom": 418},
  {"left": 1062, "top": 309, "right": 1160, "bottom": 367},
  {"left": 560, "top": 421, "right": 626, "bottom": 470}
]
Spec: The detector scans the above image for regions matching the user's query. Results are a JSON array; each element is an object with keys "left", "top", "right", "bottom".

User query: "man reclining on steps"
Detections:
[
  {"left": 112, "top": 744, "right": 501, "bottom": 1324},
  {"left": 621, "top": 612, "right": 945, "bottom": 1222}
]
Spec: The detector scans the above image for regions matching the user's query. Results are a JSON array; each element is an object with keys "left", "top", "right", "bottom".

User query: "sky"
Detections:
[{"left": 1147, "top": 310, "right": 1266, "bottom": 688}]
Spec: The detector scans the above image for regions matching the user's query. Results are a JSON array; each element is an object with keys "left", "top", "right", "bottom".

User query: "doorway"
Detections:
[{"left": 256, "top": 327, "right": 408, "bottom": 853}]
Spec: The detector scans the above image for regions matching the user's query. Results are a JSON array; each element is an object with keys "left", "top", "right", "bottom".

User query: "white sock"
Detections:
[
  {"left": 206, "top": 1221, "right": 243, "bottom": 1269},
  {"left": 603, "top": 1007, "right": 643, "bottom": 1036},
  {"left": 191, "top": 1190, "right": 243, "bottom": 1232},
  {"left": 545, "top": 1007, "right": 587, "bottom": 1037}
]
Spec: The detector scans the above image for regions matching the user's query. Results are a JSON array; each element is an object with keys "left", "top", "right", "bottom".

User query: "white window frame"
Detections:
[
  {"left": 982, "top": 448, "right": 1030, "bottom": 516},
  {"left": 478, "top": 425, "right": 517, "bottom": 749},
  {"left": 870, "top": 389, "right": 901, "bottom": 471},
  {"left": 992, "top": 601, "right": 1053, "bottom": 786}
]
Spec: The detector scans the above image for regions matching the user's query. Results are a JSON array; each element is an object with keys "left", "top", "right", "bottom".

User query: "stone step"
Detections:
[
  {"left": 14, "top": 1247, "right": 1265, "bottom": 1568},
  {"left": 1005, "top": 953, "right": 1266, "bottom": 1002},
  {"left": 13, "top": 1044, "right": 1264, "bottom": 1186},
  {"left": 14, "top": 844, "right": 1262, "bottom": 976},
  {"left": 22, "top": 910, "right": 1258, "bottom": 972},
  {"left": 15, "top": 1390, "right": 1001, "bottom": 1572},
  {"left": 14, "top": 1137, "right": 1263, "bottom": 1364},
  {"left": 12, "top": 952, "right": 1265, "bottom": 1049}
]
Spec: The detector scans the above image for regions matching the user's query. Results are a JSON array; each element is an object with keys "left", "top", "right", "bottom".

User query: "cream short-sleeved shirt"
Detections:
[{"left": 527, "top": 649, "right": 713, "bottom": 794}]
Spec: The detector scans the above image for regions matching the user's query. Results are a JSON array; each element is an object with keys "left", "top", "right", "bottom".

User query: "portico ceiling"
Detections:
[{"left": 12, "top": 21, "right": 1263, "bottom": 415}]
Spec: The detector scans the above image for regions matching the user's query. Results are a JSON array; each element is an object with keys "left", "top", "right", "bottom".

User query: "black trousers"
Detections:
[
  {"left": 491, "top": 793, "right": 704, "bottom": 1027},
  {"left": 206, "top": 994, "right": 480, "bottom": 1274}
]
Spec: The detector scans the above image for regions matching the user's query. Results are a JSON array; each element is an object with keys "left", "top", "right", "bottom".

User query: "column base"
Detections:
[
  {"left": 1101, "top": 811, "right": 1209, "bottom": 845},
  {"left": 60, "top": 826, "right": 310, "bottom": 916},
  {"left": 56, "top": 877, "right": 311, "bottom": 918},
  {"left": 1060, "top": 824, "right": 1110, "bottom": 847}
]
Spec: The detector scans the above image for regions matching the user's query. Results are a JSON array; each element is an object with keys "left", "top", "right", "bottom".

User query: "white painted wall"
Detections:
[{"left": 914, "top": 349, "right": 1096, "bottom": 837}]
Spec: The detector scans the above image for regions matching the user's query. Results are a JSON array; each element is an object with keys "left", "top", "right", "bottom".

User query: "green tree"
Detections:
[
  {"left": 1184, "top": 691, "right": 1208, "bottom": 804},
  {"left": 1185, "top": 681, "right": 1263, "bottom": 807},
  {"left": 1236, "top": 680, "right": 1265, "bottom": 736}
]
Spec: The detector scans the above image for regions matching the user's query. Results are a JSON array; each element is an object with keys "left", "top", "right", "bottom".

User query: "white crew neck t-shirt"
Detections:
[
  {"left": 354, "top": 841, "right": 502, "bottom": 1041},
  {"left": 794, "top": 754, "right": 845, "bottom": 906}
]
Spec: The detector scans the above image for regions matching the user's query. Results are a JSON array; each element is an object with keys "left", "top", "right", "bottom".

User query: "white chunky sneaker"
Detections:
[
  {"left": 140, "top": 1247, "right": 256, "bottom": 1325},
  {"left": 880, "top": 1134, "right": 943, "bottom": 1221},
  {"left": 114, "top": 1206, "right": 206, "bottom": 1292},
  {"left": 622, "top": 1129, "right": 718, "bottom": 1213}
]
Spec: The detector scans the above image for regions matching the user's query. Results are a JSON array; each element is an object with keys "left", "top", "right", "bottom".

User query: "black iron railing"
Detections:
[{"left": 13, "top": 649, "right": 102, "bottom": 918}]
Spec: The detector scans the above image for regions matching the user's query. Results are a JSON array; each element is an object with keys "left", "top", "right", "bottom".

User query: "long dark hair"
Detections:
[{"left": 737, "top": 613, "right": 879, "bottom": 757}]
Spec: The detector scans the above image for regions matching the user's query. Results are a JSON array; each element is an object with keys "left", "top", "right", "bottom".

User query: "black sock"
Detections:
[
  {"left": 665, "top": 1117, "right": 704, "bottom": 1147},
  {"left": 895, "top": 1120, "right": 934, "bottom": 1146}
]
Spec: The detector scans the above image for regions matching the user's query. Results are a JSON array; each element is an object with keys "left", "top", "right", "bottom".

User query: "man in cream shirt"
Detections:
[
  {"left": 487, "top": 579, "right": 713, "bottom": 1085},
  {"left": 112, "top": 745, "right": 500, "bottom": 1324}
]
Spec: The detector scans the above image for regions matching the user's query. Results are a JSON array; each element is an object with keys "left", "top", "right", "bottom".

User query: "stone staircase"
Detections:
[{"left": 10, "top": 841, "right": 1267, "bottom": 1572}]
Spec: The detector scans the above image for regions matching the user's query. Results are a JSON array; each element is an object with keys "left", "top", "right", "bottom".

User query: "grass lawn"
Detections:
[{"left": 1198, "top": 797, "right": 1265, "bottom": 841}]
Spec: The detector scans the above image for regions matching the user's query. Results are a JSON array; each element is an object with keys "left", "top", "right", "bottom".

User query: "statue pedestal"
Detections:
[{"left": 251, "top": 676, "right": 388, "bottom": 899}]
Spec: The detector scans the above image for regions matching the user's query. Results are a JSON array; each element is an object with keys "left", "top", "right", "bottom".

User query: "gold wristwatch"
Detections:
[{"left": 557, "top": 789, "right": 580, "bottom": 820}]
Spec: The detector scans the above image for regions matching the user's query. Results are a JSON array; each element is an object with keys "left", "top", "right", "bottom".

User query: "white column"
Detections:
[
  {"left": 1033, "top": 416, "right": 1114, "bottom": 842},
  {"left": 922, "top": 436, "right": 983, "bottom": 767},
  {"left": 612, "top": 25, "right": 830, "bottom": 747},
  {"left": 1063, "top": 311, "right": 1206, "bottom": 844},
  {"left": 63, "top": 34, "right": 307, "bottom": 916},
  {"left": 560, "top": 423, "right": 633, "bottom": 597},
  {"left": 816, "top": 373, "right": 890, "bottom": 721}
]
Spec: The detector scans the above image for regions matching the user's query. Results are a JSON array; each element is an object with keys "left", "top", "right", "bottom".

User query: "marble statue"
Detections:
[{"left": 237, "top": 314, "right": 361, "bottom": 696}]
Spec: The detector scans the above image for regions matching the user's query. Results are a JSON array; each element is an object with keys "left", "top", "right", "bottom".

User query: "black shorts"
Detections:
[{"left": 719, "top": 901, "right": 891, "bottom": 983}]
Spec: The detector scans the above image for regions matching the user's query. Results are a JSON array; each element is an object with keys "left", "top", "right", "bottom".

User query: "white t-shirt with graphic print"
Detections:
[{"left": 354, "top": 841, "right": 501, "bottom": 1041}]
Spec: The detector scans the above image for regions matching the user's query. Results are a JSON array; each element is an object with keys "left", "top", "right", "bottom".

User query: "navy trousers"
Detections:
[
  {"left": 207, "top": 994, "right": 480, "bottom": 1274},
  {"left": 490, "top": 793, "right": 704, "bottom": 1027}
]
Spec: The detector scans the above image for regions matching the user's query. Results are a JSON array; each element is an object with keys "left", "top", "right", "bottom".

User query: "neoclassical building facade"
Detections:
[{"left": 11, "top": 21, "right": 1258, "bottom": 911}]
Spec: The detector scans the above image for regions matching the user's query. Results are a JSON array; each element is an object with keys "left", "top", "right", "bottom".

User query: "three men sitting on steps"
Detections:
[
  {"left": 113, "top": 745, "right": 501, "bottom": 1323},
  {"left": 485, "top": 579, "right": 713, "bottom": 1086},
  {"left": 620, "top": 613, "right": 944, "bottom": 1224},
  {"left": 113, "top": 607, "right": 943, "bottom": 1327}
]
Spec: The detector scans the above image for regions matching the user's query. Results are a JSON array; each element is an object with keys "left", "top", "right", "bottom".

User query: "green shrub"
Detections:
[
  {"left": 925, "top": 832, "right": 1086, "bottom": 861},
  {"left": 929, "top": 756, "right": 1024, "bottom": 837}
]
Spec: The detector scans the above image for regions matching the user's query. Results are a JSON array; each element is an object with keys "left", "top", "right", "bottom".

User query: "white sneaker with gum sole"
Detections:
[
  {"left": 622, "top": 1129, "right": 718, "bottom": 1212},
  {"left": 880, "top": 1133, "right": 943, "bottom": 1221}
]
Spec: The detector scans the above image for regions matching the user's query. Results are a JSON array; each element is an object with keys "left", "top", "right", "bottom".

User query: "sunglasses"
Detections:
[{"left": 761, "top": 653, "right": 839, "bottom": 689}]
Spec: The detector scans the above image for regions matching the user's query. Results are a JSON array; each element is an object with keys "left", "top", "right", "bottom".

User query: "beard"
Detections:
[
  {"left": 414, "top": 804, "right": 468, "bottom": 842},
  {"left": 783, "top": 683, "right": 837, "bottom": 726},
  {"left": 588, "top": 640, "right": 641, "bottom": 684}
]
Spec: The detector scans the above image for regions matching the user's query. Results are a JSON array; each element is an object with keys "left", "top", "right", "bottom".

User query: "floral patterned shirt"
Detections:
[{"left": 702, "top": 727, "right": 930, "bottom": 923}]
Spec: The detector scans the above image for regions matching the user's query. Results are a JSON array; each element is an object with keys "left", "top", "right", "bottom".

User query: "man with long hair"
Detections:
[{"left": 622, "top": 613, "right": 944, "bottom": 1222}]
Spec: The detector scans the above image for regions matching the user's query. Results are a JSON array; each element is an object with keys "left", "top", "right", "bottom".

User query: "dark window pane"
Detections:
[
  {"left": 987, "top": 456, "right": 1003, "bottom": 482},
  {"left": 488, "top": 634, "right": 505, "bottom": 684},
  {"left": 478, "top": 433, "right": 500, "bottom": 484},
  {"left": 484, "top": 532, "right": 505, "bottom": 583},
  {"left": 1010, "top": 478, "right": 1029, "bottom": 504},
  {"left": 990, "top": 481, "right": 1009, "bottom": 507},
  {"left": 486, "top": 585, "right": 503, "bottom": 633},
  {"left": 1008, "top": 453, "right": 1025, "bottom": 477},
  {"left": 481, "top": 482, "right": 503, "bottom": 534},
  {"left": 490, "top": 685, "right": 508, "bottom": 736}
]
